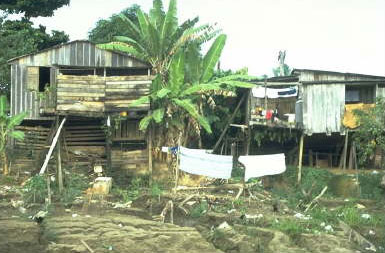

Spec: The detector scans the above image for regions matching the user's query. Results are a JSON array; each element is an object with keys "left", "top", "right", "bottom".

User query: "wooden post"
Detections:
[
  {"left": 56, "top": 116, "right": 63, "bottom": 193},
  {"left": 309, "top": 149, "right": 313, "bottom": 167},
  {"left": 343, "top": 130, "right": 349, "bottom": 170},
  {"left": 213, "top": 93, "right": 247, "bottom": 152},
  {"left": 297, "top": 133, "right": 304, "bottom": 184},
  {"left": 174, "top": 135, "right": 182, "bottom": 191},
  {"left": 245, "top": 90, "right": 251, "bottom": 155},
  {"left": 148, "top": 124, "right": 153, "bottom": 188},
  {"left": 106, "top": 115, "right": 112, "bottom": 173}
]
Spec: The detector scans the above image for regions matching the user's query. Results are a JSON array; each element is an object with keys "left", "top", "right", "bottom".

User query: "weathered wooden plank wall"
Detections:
[
  {"left": 105, "top": 76, "right": 151, "bottom": 112},
  {"left": 112, "top": 119, "right": 145, "bottom": 141},
  {"left": 56, "top": 75, "right": 151, "bottom": 115}
]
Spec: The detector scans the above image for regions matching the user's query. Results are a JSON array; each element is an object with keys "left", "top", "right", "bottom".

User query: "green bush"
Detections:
[
  {"left": 60, "top": 173, "right": 88, "bottom": 205},
  {"left": 358, "top": 173, "right": 384, "bottom": 200},
  {"left": 23, "top": 175, "right": 47, "bottom": 203},
  {"left": 190, "top": 201, "right": 209, "bottom": 218}
]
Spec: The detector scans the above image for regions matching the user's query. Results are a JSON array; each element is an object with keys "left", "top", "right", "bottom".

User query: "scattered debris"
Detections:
[
  {"left": 72, "top": 213, "right": 78, "bottom": 218},
  {"left": 112, "top": 202, "right": 132, "bottom": 209},
  {"left": 217, "top": 221, "right": 232, "bottom": 231},
  {"left": 361, "top": 213, "right": 371, "bottom": 219}
]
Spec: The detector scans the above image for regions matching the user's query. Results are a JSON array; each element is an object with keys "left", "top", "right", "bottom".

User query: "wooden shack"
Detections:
[
  {"left": 8, "top": 40, "right": 153, "bottom": 174},
  {"left": 248, "top": 69, "right": 385, "bottom": 169}
]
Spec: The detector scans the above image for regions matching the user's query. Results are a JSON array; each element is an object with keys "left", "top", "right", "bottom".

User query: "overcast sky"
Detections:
[{"left": 31, "top": 0, "right": 385, "bottom": 76}]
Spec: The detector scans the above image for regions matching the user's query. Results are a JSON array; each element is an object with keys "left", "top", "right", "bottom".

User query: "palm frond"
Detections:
[
  {"left": 160, "top": 0, "right": 178, "bottom": 49},
  {"left": 97, "top": 42, "right": 145, "bottom": 60},
  {"left": 149, "top": 0, "right": 165, "bottom": 29},
  {"left": 118, "top": 13, "right": 141, "bottom": 39},
  {"left": 218, "top": 80, "right": 256, "bottom": 88}
]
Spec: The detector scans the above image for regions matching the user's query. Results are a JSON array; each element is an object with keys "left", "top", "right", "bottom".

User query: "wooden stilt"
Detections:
[
  {"left": 56, "top": 116, "right": 63, "bottom": 193},
  {"left": 105, "top": 115, "right": 112, "bottom": 173},
  {"left": 343, "top": 130, "right": 349, "bottom": 170},
  {"left": 297, "top": 133, "right": 305, "bottom": 184},
  {"left": 174, "top": 135, "right": 182, "bottom": 191},
  {"left": 148, "top": 125, "right": 153, "bottom": 188},
  {"left": 309, "top": 149, "right": 313, "bottom": 167}
]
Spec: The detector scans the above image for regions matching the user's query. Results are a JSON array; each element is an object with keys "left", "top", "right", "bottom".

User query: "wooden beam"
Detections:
[
  {"left": 212, "top": 93, "right": 247, "bottom": 152},
  {"left": 297, "top": 133, "right": 304, "bottom": 184},
  {"left": 40, "top": 117, "right": 67, "bottom": 175},
  {"left": 343, "top": 130, "right": 349, "bottom": 170},
  {"left": 56, "top": 116, "right": 63, "bottom": 193},
  {"left": 105, "top": 115, "right": 112, "bottom": 173},
  {"left": 148, "top": 124, "right": 153, "bottom": 188}
]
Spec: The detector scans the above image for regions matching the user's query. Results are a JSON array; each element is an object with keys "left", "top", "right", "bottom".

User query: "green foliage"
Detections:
[
  {"left": 271, "top": 219, "right": 305, "bottom": 239},
  {"left": 190, "top": 201, "right": 208, "bottom": 218},
  {"left": 150, "top": 182, "right": 163, "bottom": 198},
  {"left": 0, "top": 0, "right": 69, "bottom": 18},
  {"left": 60, "top": 173, "right": 88, "bottom": 205},
  {"left": 0, "top": 95, "right": 26, "bottom": 174},
  {"left": 357, "top": 172, "right": 384, "bottom": 200},
  {"left": 353, "top": 97, "right": 385, "bottom": 167},
  {"left": 22, "top": 175, "right": 47, "bottom": 204},
  {"left": 253, "top": 127, "right": 299, "bottom": 147},
  {"left": 272, "top": 64, "right": 291, "bottom": 77},
  {"left": 0, "top": 18, "right": 69, "bottom": 94},
  {"left": 89, "top": 5, "right": 142, "bottom": 43}
]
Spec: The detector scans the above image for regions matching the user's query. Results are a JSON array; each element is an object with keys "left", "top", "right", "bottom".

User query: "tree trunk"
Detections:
[{"left": 2, "top": 152, "right": 9, "bottom": 175}]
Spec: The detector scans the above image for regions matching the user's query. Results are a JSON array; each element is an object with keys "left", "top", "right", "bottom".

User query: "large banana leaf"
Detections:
[
  {"left": 181, "top": 83, "right": 221, "bottom": 96},
  {"left": 0, "top": 95, "right": 7, "bottom": 117},
  {"left": 218, "top": 80, "right": 256, "bottom": 88},
  {"left": 169, "top": 51, "right": 185, "bottom": 94},
  {"left": 149, "top": 0, "right": 165, "bottom": 30},
  {"left": 127, "top": 95, "right": 150, "bottom": 108},
  {"left": 139, "top": 114, "right": 153, "bottom": 131},
  {"left": 10, "top": 130, "right": 24, "bottom": 140},
  {"left": 97, "top": 42, "right": 145, "bottom": 61},
  {"left": 156, "top": 88, "right": 171, "bottom": 98},
  {"left": 172, "top": 98, "right": 211, "bottom": 133},
  {"left": 119, "top": 13, "right": 141, "bottom": 39},
  {"left": 6, "top": 112, "right": 27, "bottom": 129},
  {"left": 160, "top": 0, "right": 178, "bottom": 49},
  {"left": 200, "top": 34, "right": 227, "bottom": 83},
  {"left": 153, "top": 108, "right": 165, "bottom": 123}
]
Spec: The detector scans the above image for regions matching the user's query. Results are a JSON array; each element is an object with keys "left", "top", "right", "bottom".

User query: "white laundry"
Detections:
[
  {"left": 179, "top": 146, "right": 233, "bottom": 179},
  {"left": 251, "top": 87, "right": 297, "bottom": 98},
  {"left": 238, "top": 153, "right": 286, "bottom": 181}
]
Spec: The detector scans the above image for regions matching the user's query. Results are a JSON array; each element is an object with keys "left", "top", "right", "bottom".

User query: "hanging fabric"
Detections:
[
  {"left": 251, "top": 87, "right": 297, "bottom": 98},
  {"left": 179, "top": 147, "right": 233, "bottom": 179},
  {"left": 238, "top": 153, "right": 286, "bottom": 181}
]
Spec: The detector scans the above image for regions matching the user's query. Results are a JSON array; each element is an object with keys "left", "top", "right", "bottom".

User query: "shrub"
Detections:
[{"left": 23, "top": 175, "right": 47, "bottom": 203}]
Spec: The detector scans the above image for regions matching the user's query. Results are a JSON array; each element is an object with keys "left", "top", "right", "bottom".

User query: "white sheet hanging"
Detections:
[
  {"left": 238, "top": 153, "right": 286, "bottom": 181},
  {"left": 251, "top": 87, "right": 297, "bottom": 98},
  {"left": 179, "top": 147, "right": 233, "bottom": 179}
]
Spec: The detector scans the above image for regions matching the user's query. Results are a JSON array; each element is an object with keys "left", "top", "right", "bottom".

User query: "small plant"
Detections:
[
  {"left": 272, "top": 219, "right": 305, "bottom": 240},
  {"left": 23, "top": 175, "right": 48, "bottom": 204},
  {"left": 150, "top": 182, "right": 163, "bottom": 201},
  {"left": 60, "top": 173, "right": 88, "bottom": 205},
  {"left": 190, "top": 201, "right": 208, "bottom": 218},
  {"left": 0, "top": 95, "right": 26, "bottom": 175}
]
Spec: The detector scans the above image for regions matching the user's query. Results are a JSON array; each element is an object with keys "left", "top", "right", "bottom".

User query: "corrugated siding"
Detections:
[
  {"left": 16, "top": 41, "right": 148, "bottom": 68},
  {"left": 10, "top": 64, "right": 47, "bottom": 119},
  {"left": 302, "top": 84, "right": 345, "bottom": 134}
]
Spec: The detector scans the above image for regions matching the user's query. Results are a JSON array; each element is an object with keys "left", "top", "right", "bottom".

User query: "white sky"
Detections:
[{"left": 30, "top": 0, "right": 385, "bottom": 76}]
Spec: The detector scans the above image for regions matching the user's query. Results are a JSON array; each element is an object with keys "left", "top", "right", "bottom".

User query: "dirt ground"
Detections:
[{"left": 0, "top": 174, "right": 383, "bottom": 253}]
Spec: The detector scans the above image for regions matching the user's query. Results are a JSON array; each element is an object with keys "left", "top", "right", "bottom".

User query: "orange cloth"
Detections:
[{"left": 342, "top": 103, "right": 374, "bottom": 129}]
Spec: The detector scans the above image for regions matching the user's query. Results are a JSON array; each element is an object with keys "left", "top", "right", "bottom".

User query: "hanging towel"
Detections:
[
  {"left": 179, "top": 146, "right": 233, "bottom": 179},
  {"left": 238, "top": 154, "right": 286, "bottom": 181}
]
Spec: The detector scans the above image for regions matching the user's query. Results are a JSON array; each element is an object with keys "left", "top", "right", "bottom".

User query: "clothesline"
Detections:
[{"left": 164, "top": 146, "right": 286, "bottom": 181}]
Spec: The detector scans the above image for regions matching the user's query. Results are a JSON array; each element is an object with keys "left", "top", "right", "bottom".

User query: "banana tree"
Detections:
[
  {"left": 97, "top": 0, "right": 219, "bottom": 81},
  {"left": 128, "top": 34, "right": 255, "bottom": 147},
  {"left": 0, "top": 95, "right": 26, "bottom": 175}
]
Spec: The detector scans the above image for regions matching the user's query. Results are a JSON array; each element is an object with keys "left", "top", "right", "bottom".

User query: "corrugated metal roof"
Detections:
[{"left": 7, "top": 40, "right": 150, "bottom": 67}]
